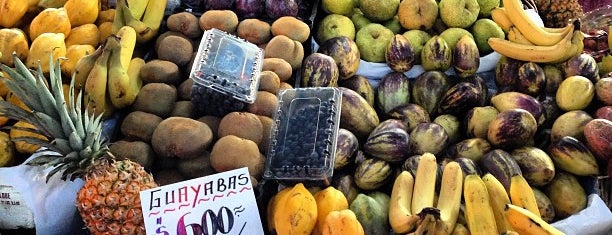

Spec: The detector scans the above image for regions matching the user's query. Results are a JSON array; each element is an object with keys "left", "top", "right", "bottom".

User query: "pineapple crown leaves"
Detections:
[{"left": 0, "top": 52, "right": 108, "bottom": 182}]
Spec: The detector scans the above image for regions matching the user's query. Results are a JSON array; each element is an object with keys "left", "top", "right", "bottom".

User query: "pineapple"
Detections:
[
  {"left": 532, "top": 0, "right": 584, "bottom": 28},
  {"left": 0, "top": 52, "right": 157, "bottom": 234}
]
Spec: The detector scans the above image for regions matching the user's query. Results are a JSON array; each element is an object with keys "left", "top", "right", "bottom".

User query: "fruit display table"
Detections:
[{"left": 1, "top": 0, "right": 612, "bottom": 234}]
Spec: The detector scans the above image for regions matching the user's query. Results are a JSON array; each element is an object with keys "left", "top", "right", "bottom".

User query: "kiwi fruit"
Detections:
[
  {"left": 176, "top": 151, "right": 216, "bottom": 179},
  {"left": 262, "top": 57, "right": 293, "bottom": 82},
  {"left": 166, "top": 12, "right": 203, "bottom": 38},
  {"left": 247, "top": 91, "right": 278, "bottom": 118},
  {"left": 210, "top": 135, "right": 265, "bottom": 178},
  {"left": 151, "top": 117, "right": 213, "bottom": 159},
  {"left": 197, "top": 115, "right": 221, "bottom": 140},
  {"left": 139, "top": 60, "right": 181, "bottom": 85},
  {"left": 154, "top": 169, "right": 185, "bottom": 186},
  {"left": 271, "top": 16, "right": 310, "bottom": 43},
  {"left": 264, "top": 35, "right": 304, "bottom": 70},
  {"left": 237, "top": 18, "right": 272, "bottom": 45},
  {"left": 120, "top": 110, "right": 163, "bottom": 142},
  {"left": 257, "top": 115, "right": 273, "bottom": 154},
  {"left": 156, "top": 35, "right": 193, "bottom": 66},
  {"left": 171, "top": 101, "right": 194, "bottom": 118},
  {"left": 177, "top": 77, "right": 193, "bottom": 101},
  {"left": 109, "top": 140, "right": 155, "bottom": 169},
  {"left": 258, "top": 70, "right": 280, "bottom": 94},
  {"left": 279, "top": 82, "right": 293, "bottom": 91},
  {"left": 198, "top": 10, "right": 239, "bottom": 33},
  {"left": 133, "top": 83, "right": 177, "bottom": 118},
  {"left": 217, "top": 111, "right": 264, "bottom": 145}
]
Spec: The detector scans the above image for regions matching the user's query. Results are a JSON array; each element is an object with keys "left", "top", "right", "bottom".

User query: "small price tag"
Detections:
[{"left": 140, "top": 167, "right": 264, "bottom": 235}]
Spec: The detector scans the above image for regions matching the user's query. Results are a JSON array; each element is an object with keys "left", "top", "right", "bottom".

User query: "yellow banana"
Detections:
[
  {"left": 434, "top": 161, "right": 463, "bottom": 235},
  {"left": 120, "top": 0, "right": 152, "bottom": 40},
  {"left": 112, "top": 0, "right": 127, "bottom": 34},
  {"left": 463, "top": 174, "right": 498, "bottom": 235},
  {"left": 509, "top": 174, "right": 541, "bottom": 217},
  {"left": 502, "top": 0, "right": 566, "bottom": 46},
  {"left": 491, "top": 7, "right": 513, "bottom": 33},
  {"left": 487, "top": 22, "right": 577, "bottom": 63},
  {"left": 389, "top": 171, "right": 420, "bottom": 234},
  {"left": 504, "top": 204, "right": 566, "bottom": 235},
  {"left": 107, "top": 33, "right": 137, "bottom": 109},
  {"left": 451, "top": 223, "right": 470, "bottom": 235},
  {"left": 411, "top": 153, "right": 438, "bottom": 216},
  {"left": 501, "top": 231, "right": 520, "bottom": 235},
  {"left": 482, "top": 173, "right": 514, "bottom": 233},
  {"left": 72, "top": 41, "right": 105, "bottom": 93},
  {"left": 83, "top": 36, "right": 116, "bottom": 117},
  {"left": 116, "top": 25, "right": 136, "bottom": 70},
  {"left": 135, "top": 0, "right": 167, "bottom": 43},
  {"left": 126, "top": 0, "right": 149, "bottom": 20},
  {"left": 507, "top": 26, "right": 534, "bottom": 45}
]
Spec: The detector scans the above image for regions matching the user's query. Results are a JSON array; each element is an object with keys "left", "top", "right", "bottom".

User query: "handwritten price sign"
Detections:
[{"left": 140, "top": 167, "right": 264, "bottom": 235}]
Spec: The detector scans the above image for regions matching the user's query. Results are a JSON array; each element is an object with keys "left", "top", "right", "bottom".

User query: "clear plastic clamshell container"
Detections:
[
  {"left": 263, "top": 87, "right": 342, "bottom": 186},
  {"left": 189, "top": 28, "right": 264, "bottom": 117}
]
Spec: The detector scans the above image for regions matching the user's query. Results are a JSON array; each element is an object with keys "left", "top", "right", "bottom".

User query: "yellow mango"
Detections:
[
  {"left": 98, "top": 21, "right": 114, "bottom": 42},
  {"left": 96, "top": 8, "right": 116, "bottom": 24},
  {"left": 0, "top": 0, "right": 28, "bottom": 28},
  {"left": 0, "top": 131, "right": 15, "bottom": 167},
  {"left": 0, "top": 28, "right": 29, "bottom": 67},
  {"left": 64, "top": 0, "right": 99, "bottom": 27},
  {"left": 274, "top": 183, "right": 318, "bottom": 235},
  {"left": 10, "top": 121, "right": 48, "bottom": 154},
  {"left": 29, "top": 7, "right": 71, "bottom": 40},
  {"left": 27, "top": 32, "right": 66, "bottom": 73},
  {"left": 321, "top": 209, "right": 365, "bottom": 235},
  {"left": 65, "top": 23, "right": 101, "bottom": 48},
  {"left": 313, "top": 186, "right": 349, "bottom": 235},
  {"left": 61, "top": 44, "right": 95, "bottom": 77}
]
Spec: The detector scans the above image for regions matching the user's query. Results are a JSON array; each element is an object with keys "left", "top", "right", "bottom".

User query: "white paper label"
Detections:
[
  {"left": 140, "top": 167, "right": 264, "bottom": 235},
  {"left": 0, "top": 184, "right": 35, "bottom": 229}
]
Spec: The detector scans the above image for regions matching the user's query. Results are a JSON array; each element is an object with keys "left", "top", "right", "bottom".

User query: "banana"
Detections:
[
  {"left": 126, "top": 0, "right": 149, "bottom": 20},
  {"left": 107, "top": 32, "right": 139, "bottom": 109},
  {"left": 507, "top": 26, "right": 534, "bottom": 45},
  {"left": 120, "top": 0, "right": 152, "bottom": 40},
  {"left": 129, "top": 0, "right": 167, "bottom": 43},
  {"left": 482, "top": 173, "right": 514, "bottom": 233},
  {"left": 83, "top": 36, "right": 116, "bottom": 117},
  {"left": 487, "top": 22, "right": 578, "bottom": 63},
  {"left": 112, "top": 0, "right": 127, "bottom": 34},
  {"left": 389, "top": 171, "right": 420, "bottom": 234},
  {"left": 502, "top": 0, "right": 567, "bottom": 46},
  {"left": 451, "top": 223, "right": 470, "bottom": 235},
  {"left": 411, "top": 153, "right": 438, "bottom": 216},
  {"left": 116, "top": 25, "right": 137, "bottom": 71},
  {"left": 434, "top": 161, "right": 463, "bottom": 235},
  {"left": 72, "top": 41, "right": 105, "bottom": 93},
  {"left": 463, "top": 174, "right": 498, "bottom": 235},
  {"left": 491, "top": 7, "right": 513, "bottom": 33},
  {"left": 504, "top": 204, "right": 566, "bottom": 235},
  {"left": 509, "top": 174, "right": 541, "bottom": 217}
]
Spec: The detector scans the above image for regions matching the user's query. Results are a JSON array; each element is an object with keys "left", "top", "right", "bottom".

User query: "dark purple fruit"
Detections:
[
  {"left": 517, "top": 62, "right": 545, "bottom": 96},
  {"left": 411, "top": 71, "right": 450, "bottom": 117},
  {"left": 338, "top": 75, "right": 376, "bottom": 107},
  {"left": 205, "top": 0, "right": 236, "bottom": 10},
  {"left": 364, "top": 119, "right": 411, "bottom": 163},
  {"left": 377, "top": 72, "right": 411, "bottom": 115},
  {"left": 318, "top": 36, "right": 361, "bottom": 79},
  {"left": 236, "top": 0, "right": 265, "bottom": 18},
  {"left": 265, "top": 0, "right": 298, "bottom": 20},
  {"left": 563, "top": 53, "right": 600, "bottom": 83},
  {"left": 438, "top": 82, "right": 485, "bottom": 116},
  {"left": 487, "top": 109, "right": 538, "bottom": 150},
  {"left": 385, "top": 34, "right": 415, "bottom": 73},
  {"left": 301, "top": 53, "right": 339, "bottom": 87}
]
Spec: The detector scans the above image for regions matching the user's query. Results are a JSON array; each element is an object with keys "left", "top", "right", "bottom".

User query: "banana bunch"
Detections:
[
  {"left": 112, "top": 0, "right": 168, "bottom": 43},
  {"left": 463, "top": 172, "right": 566, "bottom": 235},
  {"left": 72, "top": 25, "right": 143, "bottom": 118},
  {"left": 487, "top": 0, "right": 584, "bottom": 63},
  {"left": 389, "top": 153, "right": 464, "bottom": 235}
]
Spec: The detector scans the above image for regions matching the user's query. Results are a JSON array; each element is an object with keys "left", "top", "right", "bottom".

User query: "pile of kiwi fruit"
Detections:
[{"left": 109, "top": 9, "right": 312, "bottom": 186}]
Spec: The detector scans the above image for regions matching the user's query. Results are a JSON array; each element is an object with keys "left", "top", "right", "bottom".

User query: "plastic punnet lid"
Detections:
[
  {"left": 263, "top": 87, "right": 342, "bottom": 186},
  {"left": 189, "top": 28, "right": 264, "bottom": 104}
]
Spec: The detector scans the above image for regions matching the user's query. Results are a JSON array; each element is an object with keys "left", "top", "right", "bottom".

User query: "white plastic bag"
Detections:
[
  {"left": 551, "top": 194, "right": 612, "bottom": 235},
  {"left": 0, "top": 151, "right": 85, "bottom": 234}
]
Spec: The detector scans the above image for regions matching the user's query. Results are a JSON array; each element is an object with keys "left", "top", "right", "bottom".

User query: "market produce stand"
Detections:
[{"left": 0, "top": 0, "right": 611, "bottom": 234}]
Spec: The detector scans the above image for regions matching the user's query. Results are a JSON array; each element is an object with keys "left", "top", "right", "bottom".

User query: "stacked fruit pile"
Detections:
[{"left": 0, "top": 0, "right": 611, "bottom": 234}]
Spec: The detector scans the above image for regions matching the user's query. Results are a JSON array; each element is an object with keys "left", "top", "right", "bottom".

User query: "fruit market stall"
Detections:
[{"left": 0, "top": 0, "right": 611, "bottom": 234}]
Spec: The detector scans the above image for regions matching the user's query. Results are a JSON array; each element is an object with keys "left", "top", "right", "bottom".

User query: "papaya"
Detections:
[
  {"left": 321, "top": 209, "right": 365, "bottom": 235},
  {"left": 274, "top": 183, "right": 318, "bottom": 235},
  {"left": 313, "top": 186, "right": 349, "bottom": 235}
]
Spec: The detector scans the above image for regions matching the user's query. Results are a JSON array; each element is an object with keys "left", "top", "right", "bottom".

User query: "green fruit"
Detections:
[
  {"left": 471, "top": 18, "right": 504, "bottom": 55},
  {"left": 545, "top": 171, "right": 587, "bottom": 219},
  {"left": 556, "top": 75, "right": 595, "bottom": 111},
  {"left": 356, "top": 23, "right": 395, "bottom": 62},
  {"left": 350, "top": 193, "right": 390, "bottom": 235},
  {"left": 317, "top": 14, "right": 356, "bottom": 43},
  {"left": 439, "top": 27, "right": 473, "bottom": 52},
  {"left": 421, "top": 35, "right": 452, "bottom": 71},
  {"left": 359, "top": 0, "right": 400, "bottom": 22},
  {"left": 322, "top": 0, "right": 355, "bottom": 15},
  {"left": 402, "top": 29, "right": 432, "bottom": 64}
]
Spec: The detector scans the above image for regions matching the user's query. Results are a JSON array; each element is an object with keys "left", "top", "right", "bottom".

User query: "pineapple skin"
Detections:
[
  {"left": 534, "top": 0, "right": 584, "bottom": 28},
  {"left": 76, "top": 159, "right": 158, "bottom": 235}
]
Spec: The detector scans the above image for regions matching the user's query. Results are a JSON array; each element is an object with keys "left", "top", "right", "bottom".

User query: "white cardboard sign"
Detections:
[{"left": 140, "top": 167, "right": 264, "bottom": 235}]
